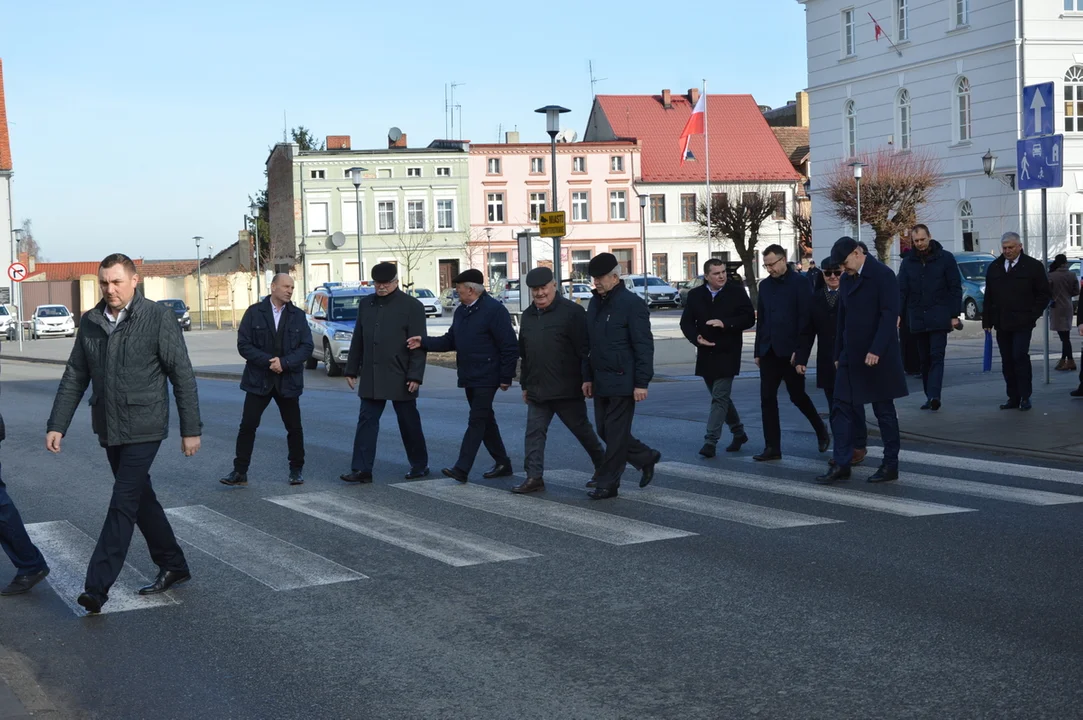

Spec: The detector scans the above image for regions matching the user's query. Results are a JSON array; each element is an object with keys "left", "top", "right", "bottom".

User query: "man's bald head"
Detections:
[
  {"left": 271, "top": 273, "right": 292, "bottom": 286},
  {"left": 269, "top": 273, "right": 295, "bottom": 306}
]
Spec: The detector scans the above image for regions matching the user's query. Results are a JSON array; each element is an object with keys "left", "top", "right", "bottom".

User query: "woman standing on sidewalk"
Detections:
[{"left": 1048, "top": 254, "right": 1079, "bottom": 371}]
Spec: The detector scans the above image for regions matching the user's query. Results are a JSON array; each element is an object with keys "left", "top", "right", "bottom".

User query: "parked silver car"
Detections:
[{"left": 623, "top": 275, "right": 681, "bottom": 308}]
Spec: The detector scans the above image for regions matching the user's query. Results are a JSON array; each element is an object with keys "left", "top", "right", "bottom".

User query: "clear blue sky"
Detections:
[{"left": 2, "top": 0, "right": 808, "bottom": 262}]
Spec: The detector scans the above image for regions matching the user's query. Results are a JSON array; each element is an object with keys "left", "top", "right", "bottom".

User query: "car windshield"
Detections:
[
  {"left": 330, "top": 296, "right": 363, "bottom": 322},
  {"left": 157, "top": 300, "right": 185, "bottom": 311},
  {"left": 412, "top": 289, "right": 435, "bottom": 299},
  {"left": 628, "top": 277, "right": 669, "bottom": 287},
  {"left": 959, "top": 261, "right": 991, "bottom": 281},
  {"left": 0, "top": 306, "right": 8, "bottom": 317},
  {"left": 38, "top": 307, "right": 69, "bottom": 318}
]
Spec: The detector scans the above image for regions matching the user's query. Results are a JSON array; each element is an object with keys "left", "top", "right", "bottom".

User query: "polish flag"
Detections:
[
  {"left": 678, "top": 93, "right": 706, "bottom": 165},
  {"left": 869, "top": 12, "right": 884, "bottom": 40}
]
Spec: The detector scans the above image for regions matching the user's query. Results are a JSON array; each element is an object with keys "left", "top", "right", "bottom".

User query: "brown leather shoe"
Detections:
[
  {"left": 510, "top": 477, "right": 545, "bottom": 494},
  {"left": 852, "top": 448, "right": 867, "bottom": 465}
]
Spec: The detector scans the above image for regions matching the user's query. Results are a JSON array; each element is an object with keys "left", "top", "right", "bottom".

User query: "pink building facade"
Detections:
[{"left": 468, "top": 140, "right": 644, "bottom": 284}]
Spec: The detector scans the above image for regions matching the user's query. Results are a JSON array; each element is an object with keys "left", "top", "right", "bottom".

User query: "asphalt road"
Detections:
[{"left": 0, "top": 361, "right": 1081, "bottom": 719}]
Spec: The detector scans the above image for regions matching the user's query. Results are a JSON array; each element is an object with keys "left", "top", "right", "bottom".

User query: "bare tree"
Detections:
[
  {"left": 17, "top": 219, "right": 43, "bottom": 260},
  {"left": 696, "top": 188, "right": 779, "bottom": 306},
  {"left": 793, "top": 205, "right": 813, "bottom": 260},
  {"left": 389, "top": 225, "right": 438, "bottom": 289},
  {"left": 822, "top": 149, "right": 942, "bottom": 263}
]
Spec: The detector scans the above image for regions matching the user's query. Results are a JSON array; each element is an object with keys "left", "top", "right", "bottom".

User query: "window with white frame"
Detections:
[
  {"left": 1068, "top": 0, "right": 1083, "bottom": 10},
  {"left": 407, "top": 167, "right": 421, "bottom": 178},
  {"left": 1070, "top": 212, "right": 1083, "bottom": 248},
  {"left": 571, "top": 250, "right": 591, "bottom": 280},
  {"left": 487, "top": 158, "right": 501, "bottom": 174},
  {"left": 844, "top": 100, "right": 857, "bottom": 158},
  {"left": 487, "top": 193, "right": 504, "bottom": 223},
  {"left": 897, "top": 89, "right": 912, "bottom": 151},
  {"left": 1066, "top": 66, "right": 1083, "bottom": 133},
  {"left": 407, "top": 200, "right": 425, "bottom": 230},
  {"left": 955, "top": 76, "right": 972, "bottom": 142},
  {"left": 436, "top": 167, "right": 451, "bottom": 177},
  {"left": 309, "top": 169, "right": 326, "bottom": 180},
  {"left": 489, "top": 252, "right": 508, "bottom": 281},
  {"left": 529, "top": 192, "right": 547, "bottom": 222},
  {"left": 436, "top": 199, "right": 454, "bottom": 230},
  {"left": 572, "top": 191, "right": 589, "bottom": 221},
  {"left": 896, "top": 0, "right": 908, "bottom": 41},
  {"left": 842, "top": 8, "right": 856, "bottom": 56},
  {"left": 610, "top": 155, "right": 624, "bottom": 172},
  {"left": 378, "top": 200, "right": 396, "bottom": 231},
  {"left": 530, "top": 157, "right": 545, "bottom": 174},
  {"left": 610, "top": 190, "right": 627, "bottom": 220},
  {"left": 341, "top": 200, "right": 360, "bottom": 234},
  {"left": 959, "top": 200, "right": 974, "bottom": 241},
  {"left": 308, "top": 201, "right": 328, "bottom": 233},
  {"left": 572, "top": 156, "right": 586, "bottom": 172},
  {"left": 955, "top": 0, "right": 968, "bottom": 27}
]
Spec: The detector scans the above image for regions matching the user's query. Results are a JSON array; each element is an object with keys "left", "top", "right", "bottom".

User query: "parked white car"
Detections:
[
  {"left": 562, "top": 282, "right": 593, "bottom": 303},
  {"left": 0, "top": 305, "right": 15, "bottom": 340},
  {"left": 410, "top": 288, "right": 443, "bottom": 317},
  {"left": 623, "top": 275, "right": 681, "bottom": 308},
  {"left": 31, "top": 304, "right": 75, "bottom": 339}
]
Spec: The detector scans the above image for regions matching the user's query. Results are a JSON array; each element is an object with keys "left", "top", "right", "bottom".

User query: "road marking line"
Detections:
[
  {"left": 865, "top": 447, "right": 1083, "bottom": 487},
  {"left": 24, "top": 521, "right": 179, "bottom": 615},
  {"left": 544, "top": 470, "right": 841, "bottom": 529},
  {"left": 392, "top": 478, "right": 695, "bottom": 545},
  {"left": 657, "top": 462, "right": 974, "bottom": 517},
  {"left": 266, "top": 492, "right": 538, "bottom": 567},
  {"left": 165, "top": 505, "right": 366, "bottom": 591}
]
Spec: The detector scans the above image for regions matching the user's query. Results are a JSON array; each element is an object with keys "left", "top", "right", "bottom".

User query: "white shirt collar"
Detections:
[{"left": 104, "top": 299, "right": 133, "bottom": 323}]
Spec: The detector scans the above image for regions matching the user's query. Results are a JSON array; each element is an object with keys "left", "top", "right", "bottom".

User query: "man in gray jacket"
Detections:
[
  {"left": 46, "top": 254, "right": 202, "bottom": 614},
  {"left": 512, "top": 267, "right": 605, "bottom": 494},
  {"left": 342, "top": 262, "right": 429, "bottom": 482}
]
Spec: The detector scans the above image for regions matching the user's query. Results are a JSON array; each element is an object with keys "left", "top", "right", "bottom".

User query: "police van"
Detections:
[{"left": 303, "top": 282, "right": 374, "bottom": 376}]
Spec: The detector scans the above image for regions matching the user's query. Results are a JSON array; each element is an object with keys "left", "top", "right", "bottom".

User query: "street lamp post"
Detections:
[
  {"left": 347, "top": 167, "right": 367, "bottom": 282},
  {"left": 10, "top": 228, "right": 22, "bottom": 350},
  {"left": 249, "top": 202, "right": 262, "bottom": 299},
  {"left": 638, "top": 194, "right": 649, "bottom": 303},
  {"left": 484, "top": 227, "right": 493, "bottom": 290},
  {"left": 299, "top": 237, "right": 307, "bottom": 299},
  {"left": 850, "top": 161, "right": 865, "bottom": 246},
  {"left": 193, "top": 236, "right": 204, "bottom": 330},
  {"left": 535, "top": 105, "right": 570, "bottom": 291}
]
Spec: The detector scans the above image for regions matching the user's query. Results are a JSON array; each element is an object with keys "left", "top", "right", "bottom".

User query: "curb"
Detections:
[
  {"left": 862, "top": 416, "right": 1083, "bottom": 464},
  {"left": 0, "top": 354, "right": 243, "bottom": 382}
]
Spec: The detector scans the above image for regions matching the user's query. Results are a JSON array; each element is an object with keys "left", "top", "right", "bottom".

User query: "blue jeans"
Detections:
[
  {"left": 917, "top": 330, "right": 949, "bottom": 401},
  {"left": 831, "top": 399, "right": 898, "bottom": 468},
  {"left": 350, "top": 398, "right": 428, "bottom": 473},
  {"left": 0, "top": 470, "right": 47, "bottom": 576}
]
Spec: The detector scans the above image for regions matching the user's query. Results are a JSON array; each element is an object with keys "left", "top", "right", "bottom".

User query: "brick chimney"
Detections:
[
  {"left": 688, "top": 88, "right": 700, "bottom": 106},
  {"left": 389, "top": 133, "right": 407, "bottom": 149},
  {"left": 795, "top": 91, "right": 809, "bottom": 128},
  {"left": 661, "top": 89, "right": 672, "bottom": 109},
  {"left": 0, "top": 59, "right": 11, "bottom": 171},
  {"left": 326, "top": 135, "right": 351, "bottom": 150}
]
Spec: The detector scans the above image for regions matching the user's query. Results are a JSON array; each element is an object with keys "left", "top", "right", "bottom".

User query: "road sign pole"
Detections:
[
  {"left": 550, "top": 134, "right": 561, "bottom": 292},
  {"left": 1042, "top": 187, "right": 1050, "bottom": 385}
]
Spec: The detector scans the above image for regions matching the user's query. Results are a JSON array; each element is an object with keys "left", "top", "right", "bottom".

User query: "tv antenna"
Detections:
[
  {"left": 447, "top": 81, "right": 465, "bottom": 140},
  {"left": 589, "top": 60, "right": 607, "bottom": 100}
]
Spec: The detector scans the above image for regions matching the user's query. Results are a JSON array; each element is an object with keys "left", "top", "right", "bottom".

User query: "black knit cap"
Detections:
[
  {"left": 371, "top": 262, "right": 397, "bottom": 283},
  {"left": 452, "top": 268, "right": 485, "bottom": 285},
  {"left": 525, "top": 267, "right": 554, "bottom": 287},
  {"left": 588, "top": 252, "right": 618, "bottom": 278}
]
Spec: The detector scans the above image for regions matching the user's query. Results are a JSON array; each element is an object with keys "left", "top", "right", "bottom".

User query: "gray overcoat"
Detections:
[{"left": 344, "top": 289, "right": 427, "bottom": 401}]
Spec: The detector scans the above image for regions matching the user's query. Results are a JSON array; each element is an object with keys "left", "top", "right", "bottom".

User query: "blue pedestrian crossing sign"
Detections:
[
  {"left": 1017, "top": 135, "right": 1063, "bottom": 190},
  {"left": 1022, "top": 82, "right": 1055, "bottom": 139}
]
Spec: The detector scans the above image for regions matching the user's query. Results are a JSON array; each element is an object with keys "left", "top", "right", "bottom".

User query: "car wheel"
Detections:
[
  {"left": 183, "top": 325, "right": 191, "bottom": 332},
  {"left": 964, "top": 298, "right": 979, "bottom": 321},
  {"left": 324, "top": 341, "right": 342, "bottom": 377}
]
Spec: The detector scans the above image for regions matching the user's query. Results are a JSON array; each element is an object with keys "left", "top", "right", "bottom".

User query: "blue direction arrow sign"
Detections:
[
  {"left": 1022, "top": 82, "right": 1055, "bottom": 139},
  {"left": 1017, "top": 135, "right": 1064, "bottom": 190}
]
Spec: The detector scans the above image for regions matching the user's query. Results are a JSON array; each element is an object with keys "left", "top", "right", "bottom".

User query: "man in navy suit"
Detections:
[{"left": 816, "top": 237, "right": 908, "bottom": 484}]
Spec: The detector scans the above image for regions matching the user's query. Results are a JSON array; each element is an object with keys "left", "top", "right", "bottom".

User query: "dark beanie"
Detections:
[
  {"left": 452, "top": 268, "right": 485, "bottom": 285},
  {"left": 371, "top": 262, "right": 397, "bottom": 283},
  {"left": 525, "top": 266, "right": 554, "bottom": 287},
  {"left": 588, "top": 252, "right": 619, "bottom": 278}
]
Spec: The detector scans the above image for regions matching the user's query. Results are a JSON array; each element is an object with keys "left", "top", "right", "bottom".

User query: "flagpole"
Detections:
[{"left": 704, "top": 78, "right": 711, "bottom": 259}]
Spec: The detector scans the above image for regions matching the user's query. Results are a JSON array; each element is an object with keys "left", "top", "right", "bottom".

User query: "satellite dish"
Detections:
[
  {"left": 556, "top": 129, "right": 578, "bottom": 143},
  {"left": 388, "top": 127, "right": 403, "bottom": 143},
  {"left": 330, "top": 232, "right": 346, "bottom": 248}
]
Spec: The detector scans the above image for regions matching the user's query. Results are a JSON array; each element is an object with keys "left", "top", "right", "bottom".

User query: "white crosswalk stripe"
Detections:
[
  {"left": 24, "top": 521, "right": 179, "bottom": 616},
  {"left": 657, "top": 461, "right": 975, "bottom": 517},
  {"left": 393, "top": 478, "right": 696, "bottom": 545},
  {"left": 543, "top": 470, "right": 841, "bottom": 529},
  {"left": 864, "top": 447, "right": 1083, "bottom": 487},
  {"left": 266, "top": 492, "right": 539, "bottom": 567},
  {"left": 165, "top": 505, "right": 367, "bottom": 591},
  {"left": 732, "top": 456, "right": 1083, "bottom": 506}
]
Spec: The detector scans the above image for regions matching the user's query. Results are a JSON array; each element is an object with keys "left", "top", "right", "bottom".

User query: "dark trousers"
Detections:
[
  {"left": 234, "top": 389, "right": 304, "bottom": 473},
  {"left": 455, "top": 387, "right": 509, "bottom": 473},
  {"left": 823, "top": 386, "right": 835, "bottom": 410},
  {"left": 916, "top": 330, "right": 949, "bottom": 401},
  {"left": 759, "top": 348, "right": 826, "bottom": 449},
  {"left": 593, "top": 395, "right": 655, "bottom": 491},
  {"left": 524, "top": 398, "right": 605, "bottom": 478},
  {"left": 0, "top": 471, "right": 47, "bottom": 576},
  {"left": 996, "top": 330, "right": 1033, "bottom": 402},
  {"left": 351, "top": 398, "right": 428, "bottom": 473},
  {"left": 831, "top": 399, "right": 899, "bottom": 468},
  {"left": 85, "top": 442, "right": 187, "bottom": 601},
  {"left": 1058, "top": 330, "right": 1073, "bottom": 361},
  {"left": 703, "top": 377, "right": 744, "bottom": 446}
]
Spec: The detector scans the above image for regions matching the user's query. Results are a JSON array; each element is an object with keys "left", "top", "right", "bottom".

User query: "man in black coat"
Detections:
[
  {"left": 408, "top": 269, "right": 518, "bottom": 482},
  {"left": 898, "top": 224, "right": 963, "bottom": 411},
  {"left": 583, "top": 253, "right": 661, "bottom": 500},
  {"left": 221, "top": 273, "right": 315, "bottom": 487},
  {"left": 342, "top": 263, "right": 429, "bottom": 483},
  {"left": 679, "top": 258, "right": 754, "bottom": 458},
  {"left": 982, "top": 232, "right": 1050, "bottom": 410},
  {"left": 513, "top": 267, "right": 605, "bottom": 494},
  {"left": 753, "top": 244, "right": 830, "bottom": 461}
]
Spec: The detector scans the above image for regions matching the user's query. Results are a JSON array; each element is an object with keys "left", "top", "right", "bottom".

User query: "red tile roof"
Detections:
[
  {"left": 30, "top": 261, "right": 107, "bottom": 280},
  {"left": 138, "top": 260, "right": 198, "bottom": 277},
  {"left": 0, "top": 59, "right": 11, "bottom": 171},
  {"left": 591, "top": 93, "right": 800, "bottom": 184}
]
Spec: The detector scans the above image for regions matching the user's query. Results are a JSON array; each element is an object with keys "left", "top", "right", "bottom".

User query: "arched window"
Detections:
[
  {"left": 955, "top": 77, "right": 972, "bottom": 142},
  {"left": 896, "top": 89, "right": 911, "bottom": 151},
  {"left": 1066, "top": 65, "right": 1083, "bottom": 133},
  {"left": 959, "top": 200, "right": 974, "bottom": 246},
  {"left": 844, "top": 100, "right": 857, "bottom": 158}
]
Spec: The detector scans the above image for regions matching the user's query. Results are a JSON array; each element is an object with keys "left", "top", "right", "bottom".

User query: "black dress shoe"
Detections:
[
  {"left": 138, "top": 569, "right": 191, "bottom": 596},
  {"left": 1071, "top": 386, "right": 1083, "bottom": 398},
  {"left": 698, "top": 443, "right": 716, "bottom": 458},
  {"left": 929, "top": 398, "right": 941, "bottom": 411},
  {"left": 725, "top": 433, "right": 749, "bottom": 452},
  {"left": 753, "top": 447, "right": 782, "bottom": 462},
  {"left": 340, "top": 470, "right": 373, "bottom": 484},
  {"left": 404, "top": 467, "right": 430, "bottom": 480},
  {"left": 289, "top": 469, "right": 304, "bottom": 486},
  {"left": 511, "top": 477, "right": 545, "bottom": 494},
  {"left": 815, "top": 465, "right": 851, "bottom": 484},
  {"left": 0, "top": 567, "right": 50, "bottom": 596},
  {"left": 77, "top": 592, "right": 103, "bottom": 615},
  {"left": 1019, "top": 398, "right": 1032, "bottom": 411},
  {"left": 482, "top": 462, "right": 513, "bottom": 479},
  {"left": 442, "top": 467, "right": 468, "bottom": 483},
  {"left": 640, "top": 450, "right": 662, "bottom": 488},
  {"left": 867, "top": 465, "right": 899, "bottom": 483},
  {"left": 219, "top": 470, "right": 248, "bottom": 487},
  {"left": 588, "top": 487, "right": 618, "bottom": 500},
  {"left": 999, "top": 400, "right": 1020, "bottom": 410},
  {"left": 920, "top": 401, "right": 932, "bottom": 410},
  {"left": 817, "top": 430, "right": 831, "bottom": 453}
]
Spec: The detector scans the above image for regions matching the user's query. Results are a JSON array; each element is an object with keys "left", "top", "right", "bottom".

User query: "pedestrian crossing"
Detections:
[{"left": 18, "top": 448, "right": 1083, "bottom": 617}]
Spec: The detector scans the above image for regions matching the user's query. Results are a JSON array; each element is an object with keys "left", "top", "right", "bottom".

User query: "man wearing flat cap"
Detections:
[
  {"left": 816, "top": 237, "right": 908, "bottom": 485},
  {"left": 341, "top": 262, "right": 429, "bottom": 483},
  {"left": 582, "top": 252, "right": 661, "bottom": 499},
  {"left": 513, "top": 266, "right": 605, "bottom": 494},
  {"left": 408, "top": 268, "right": 518, "bottom": 482}
]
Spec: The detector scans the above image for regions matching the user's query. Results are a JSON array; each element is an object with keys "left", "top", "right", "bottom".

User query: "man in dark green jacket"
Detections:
[
  {"left": 512, "top": 267, "right": 604, "bottom": 494},
  {"left": 46, "top": 254, "right": 202, "bottom": 615}
]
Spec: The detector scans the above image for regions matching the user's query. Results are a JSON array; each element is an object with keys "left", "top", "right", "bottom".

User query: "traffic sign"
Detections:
[
  {"left": 7, "top": 262, "right": 26, "bottom": 283},
  {"left": 1017, "top": 134, "right": 1064, "bottom": 190},
  {"left": 1023, "top": 82, "right": 1055, "bottom": 139},
  {"left": 538, "top": 210, "right": 566, "bottom": 238}
]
